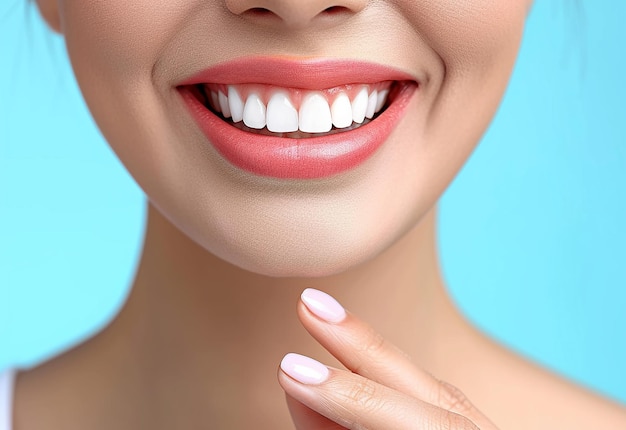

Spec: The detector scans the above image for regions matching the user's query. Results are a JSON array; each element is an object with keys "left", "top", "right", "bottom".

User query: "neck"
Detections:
[{"left": 87, "top": 202, "right": 466, "bottom": 428}]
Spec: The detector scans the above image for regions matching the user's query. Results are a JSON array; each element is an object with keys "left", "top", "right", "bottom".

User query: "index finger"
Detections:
[{"left": 297, "top": 288, "right": 494, "bottom": 424}]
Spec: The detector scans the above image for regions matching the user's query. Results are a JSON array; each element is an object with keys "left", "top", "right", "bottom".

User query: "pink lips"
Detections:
[{"left": 178, "top": 58, "right": 418, "bottom": 179}]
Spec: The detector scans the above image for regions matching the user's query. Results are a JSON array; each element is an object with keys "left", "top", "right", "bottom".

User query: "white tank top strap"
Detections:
[{"left": 0, "top": 369, "right": 16, "bottom": 430}]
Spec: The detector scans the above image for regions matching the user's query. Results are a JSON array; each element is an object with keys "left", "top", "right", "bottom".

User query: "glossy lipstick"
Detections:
[{"left": 178, "top": 58, "right": 418, "bottom": 179}]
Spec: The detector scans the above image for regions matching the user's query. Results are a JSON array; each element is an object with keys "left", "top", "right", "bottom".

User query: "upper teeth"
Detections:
[{"left": 205, "top": 84, "right": 391, "bottom": 134}]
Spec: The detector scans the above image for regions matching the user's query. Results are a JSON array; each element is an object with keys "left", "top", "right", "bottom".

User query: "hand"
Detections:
[{"left": 277, "top": 288, "right": 498, "bottom": 429}]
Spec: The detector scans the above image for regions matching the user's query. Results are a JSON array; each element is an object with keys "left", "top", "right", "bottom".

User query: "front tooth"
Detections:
[
  {"left": 243, "top": 93, "right": 266, "bottom": 129},
  {"left": 228, "top": 86, "right": 244, "bottom": 123},
  {"left": 365, "top": 90, "right": 378, "bottom": 119},
  {"left": 331, "top": 93, "right": 353, "bottom": 129},
  {"left": 299, "top": 92, "right": 332, "bottom": 133},
  {"left": 351, "top": 88, "right": 368, "bottom": 124},
  {"left": 266, "top": 92, "right": 299, "bottom": 133},
  {"left": 218, "top": 91, "right": 231, "bottom": 118},
  {"left": 375, "top": 89, "right": 389, "bottom": 113},
  {"left": 210, "top": 91, "right": 220, "bottom": 112}
]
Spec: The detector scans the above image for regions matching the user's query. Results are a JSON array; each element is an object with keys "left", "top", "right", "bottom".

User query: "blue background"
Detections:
[{"left": 1, "top": 0, "right": 625, "bottom": 404}]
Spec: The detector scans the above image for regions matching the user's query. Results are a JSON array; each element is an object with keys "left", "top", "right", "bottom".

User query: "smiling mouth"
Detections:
[
  {"left": 184, "top": 81, "right": 403, "bottom": 138},
  {"left": 177, "top": 57, "right": 418, "bottom": 179}
]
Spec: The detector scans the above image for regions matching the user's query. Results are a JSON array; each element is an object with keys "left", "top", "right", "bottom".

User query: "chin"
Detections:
[
  {"left": 162, "top": 198, "right": 422, "bottom": 279},
  {"left": 195, "top": 224, "right": 392, "bottom": 279},
  {"left": 207, "top": 237, "right": 388, "bottom": 278}
]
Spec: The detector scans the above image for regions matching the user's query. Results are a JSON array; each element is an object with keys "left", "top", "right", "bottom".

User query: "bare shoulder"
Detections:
[{"left": 467, "top": 336, "right": 626, "bottom": 430}]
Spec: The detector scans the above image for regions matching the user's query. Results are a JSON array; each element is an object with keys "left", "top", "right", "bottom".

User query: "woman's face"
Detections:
[{"left": 37, "top": 0, "right": 531, "bottom": 277}]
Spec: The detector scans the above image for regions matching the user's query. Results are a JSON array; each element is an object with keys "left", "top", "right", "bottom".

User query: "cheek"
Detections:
[
  {"left": 60, "top": 1, "right": 177, "bottom": 73},
  {"left": 398, "top": 0, "right": 529, "bottom": 68},
  {"left": 57, "top": 0, "right": 194, "bottom": 201},
  {"left": 378, "top": 0, "right": 530, "bottom": 235},
  {"left": 405, "top": 0, "right": 529, "bottom": 169}
]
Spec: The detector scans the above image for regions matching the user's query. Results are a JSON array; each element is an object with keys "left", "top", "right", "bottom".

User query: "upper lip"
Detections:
[{"left": 177, "top": 57, "right": 419, "bottom": 90}]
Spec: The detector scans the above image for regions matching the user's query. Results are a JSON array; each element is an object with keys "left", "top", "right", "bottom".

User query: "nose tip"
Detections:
[{"left": 225, "top": 0, "right": 367, "bottom": 29}]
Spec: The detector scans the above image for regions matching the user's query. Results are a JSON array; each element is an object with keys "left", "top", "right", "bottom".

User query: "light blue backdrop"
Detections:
[{"left": 1, "top": 0, "right": 625, "bottom": 404}]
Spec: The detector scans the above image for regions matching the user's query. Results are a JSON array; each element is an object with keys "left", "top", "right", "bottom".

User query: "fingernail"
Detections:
[
  {"left": 301, "top": 288, "right": 346, "bottom": 323},
  {"left": 280, "top": 353, "right": 329, "bottom": 385}
]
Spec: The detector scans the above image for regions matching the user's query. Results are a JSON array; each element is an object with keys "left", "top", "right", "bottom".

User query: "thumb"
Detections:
[{"left": 285, "top": 394, "right": 342, "bottom": 430}]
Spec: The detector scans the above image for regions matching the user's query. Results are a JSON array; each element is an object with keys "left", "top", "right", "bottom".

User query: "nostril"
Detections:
[
  {"left": 235, "top": 4, "right": 355, "bottom": 26},
  {"left": 322, "top": 6, "right": 349, "bottom": 15},
  {"left": 246, "top": 7, "right": 274, "bottom": 17}
]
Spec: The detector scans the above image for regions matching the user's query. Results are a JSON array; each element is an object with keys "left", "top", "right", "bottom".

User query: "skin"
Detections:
[{"left": 11, "top": 0, "right": 626, "bottom": 428}]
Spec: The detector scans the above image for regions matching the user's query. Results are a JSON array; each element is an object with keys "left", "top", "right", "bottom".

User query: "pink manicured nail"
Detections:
[
  {"left": 301, "top": 288, "right": 346, "bottom": 323},
  {"left": 280, "top": 353, "right": 329, "bottom": 385}
]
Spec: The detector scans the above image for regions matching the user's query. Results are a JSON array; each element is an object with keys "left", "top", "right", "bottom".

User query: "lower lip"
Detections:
[{"left": 178, "top": 83, "right": 417, "bottom": 179}]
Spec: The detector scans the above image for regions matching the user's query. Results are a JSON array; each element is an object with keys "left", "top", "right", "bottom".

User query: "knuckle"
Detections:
[
  {"left": 351, "top": 328, "right": 388, "bottom": 374},
  {"left": 436, "top": 380, "right": 475, "bottom": 416},
  {"left": 345, "top": 379, "right": 382, "bottom": 413},
  {"left": 361, "top": 327, "right": 387, "bottom": 356}
]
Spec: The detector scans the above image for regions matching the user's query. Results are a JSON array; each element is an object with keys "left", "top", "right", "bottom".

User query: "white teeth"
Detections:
[
  {"left": 365, "top": 90, "right": 378, "bottom": 119},
  {"left": 243, "top": 93, "right": 266, "bottom": 129},
  {"left": 218, "top": 91, "right": 231, "bottom": 118},
  {"left": 208, "top": 85, "right": 391, "bottom": 133},
  {"left": 210, "top": 91, "right": 220, "bottom": 112},
  {"left": 331, "top": 93, "right": 353, "bottom": 129},
  {"left": 351, "top": 88, "right": 368, "bottom": 124},
  {"left": 376, "top": 89, "right": 389, "bottom": 113},
  {"left": 228, "top": 86, "right": 244, "bottom": 123},
  {"left": 266, "top": 92, "right": 299, "bottom": 133},
  {"left": 299, "top": 92, "right": 332, "bottom": 133}
]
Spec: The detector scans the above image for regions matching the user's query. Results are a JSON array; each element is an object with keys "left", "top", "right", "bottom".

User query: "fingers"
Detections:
[
  {"left": 286, "top": 288, "right": 497, "bottom": 428},
  {"left": 296, "top": 288, "right": 445, "bottom": 404},
  {"left": 278, "top": 353, "right": 481, "bottom": 430}
]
